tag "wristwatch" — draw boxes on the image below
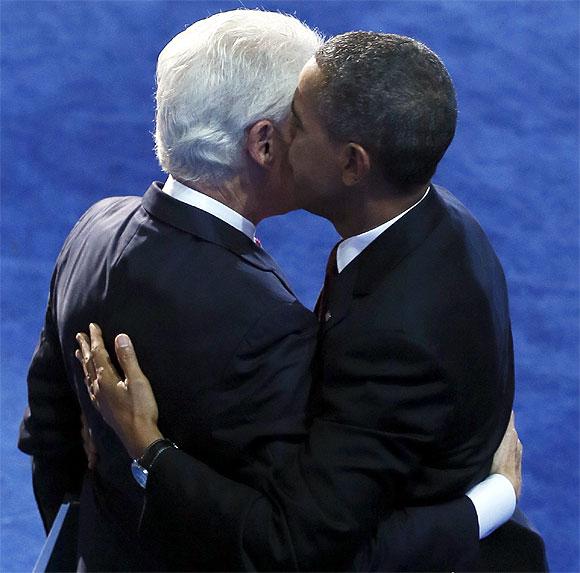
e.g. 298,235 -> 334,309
131,438 -> 178,489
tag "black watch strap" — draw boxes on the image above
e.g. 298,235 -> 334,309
138,438 -> 177,471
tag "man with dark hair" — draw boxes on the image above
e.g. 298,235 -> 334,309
77,31 -> 547,571
313,32 -> 457,187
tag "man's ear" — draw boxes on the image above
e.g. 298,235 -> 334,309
340,143 -> 371,186
247,120 -> 276,169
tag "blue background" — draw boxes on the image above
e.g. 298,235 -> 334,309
1,1 -> 578,570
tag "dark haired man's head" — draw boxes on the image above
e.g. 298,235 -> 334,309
313,31 -> 457,191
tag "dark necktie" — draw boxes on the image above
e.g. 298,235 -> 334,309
316,242 -> 340,322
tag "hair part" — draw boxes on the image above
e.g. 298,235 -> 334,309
314,32 -> 457,191
154,9 -> 323,185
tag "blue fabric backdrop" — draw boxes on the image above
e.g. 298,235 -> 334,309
1,1 -> 578,570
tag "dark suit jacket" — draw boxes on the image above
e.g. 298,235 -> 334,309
18,182 -> 318,570
135,185 -> 539,570
313,184 -> 515,503
19,182 -> 487,571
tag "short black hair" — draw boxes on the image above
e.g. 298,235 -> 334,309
314,32 -> 457,190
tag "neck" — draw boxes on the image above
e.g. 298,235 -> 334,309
331,182 -> 429,238
175,175 -> 268,225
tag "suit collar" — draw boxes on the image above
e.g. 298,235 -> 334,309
162,175 -> 257,241
337,186 -> 430,273
142,182 -> 295,296
320,185 -> 446,333
352,184 -> 446,296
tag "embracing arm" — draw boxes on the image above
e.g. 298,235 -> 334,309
141,406 -> 517,572
141,442 -> 515,572
355,416 -> 520,572
78,327 -> 520,571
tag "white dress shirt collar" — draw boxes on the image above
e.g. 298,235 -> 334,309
162,175 -> 256,241
336,186 -> 430,273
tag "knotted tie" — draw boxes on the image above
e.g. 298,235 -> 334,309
316,241 -> 340,322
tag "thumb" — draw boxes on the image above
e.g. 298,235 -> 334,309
114,334 -> 146,383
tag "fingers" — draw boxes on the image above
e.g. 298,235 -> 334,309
114,334 -> 147,384
502,410 -> 518,447
89,323 -> 104,352
77,324 -> 124,405
89,323 -> 116,374
509,411 -> 521,454
515,438 -> 523,498
76,333 -> 98,402
76,332 -> 97,383
490,409 -> 524,499
510,412 -> 523,498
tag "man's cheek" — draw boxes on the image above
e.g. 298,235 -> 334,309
288,139 -> 305,169
280,155 -> 294,182
287,146 -> 297,173
282,120 -> 297,145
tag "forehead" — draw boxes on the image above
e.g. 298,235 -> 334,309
299,56 -> 321,84
293,58 -> 323,114
296,58 -> 322,98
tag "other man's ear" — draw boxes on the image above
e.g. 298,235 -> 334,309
247,120 -> 276,169
340,142 -> 371,186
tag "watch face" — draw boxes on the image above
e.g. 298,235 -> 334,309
131,460 -> 149,489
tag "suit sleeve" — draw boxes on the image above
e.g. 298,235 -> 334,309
354,497 -> 480,571
17,268 -> 86,532
140,331 -> 477,571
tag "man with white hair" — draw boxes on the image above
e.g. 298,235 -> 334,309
19,11 -> 324,570
20,10 -> 523,571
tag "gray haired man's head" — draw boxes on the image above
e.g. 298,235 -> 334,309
154,10 -> 322,186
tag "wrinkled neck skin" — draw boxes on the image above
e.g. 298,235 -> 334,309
175,159 -> 295,226
173,176 -> 274,226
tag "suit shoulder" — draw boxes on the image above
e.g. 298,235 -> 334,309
79,195 -> 141,225
427,185 -> 507,283
109,226 -> 313,341
57,195 -> 143,266
434,186 -> 500,254
64,195 -> 141,241
367,186 -> 511,344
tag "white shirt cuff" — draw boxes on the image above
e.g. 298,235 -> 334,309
466,473 -> 516,539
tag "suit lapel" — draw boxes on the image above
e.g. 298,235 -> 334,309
353,185 -> 447,297
320,186 -> 447,334
142,182 -> 296,296
319,260 -> 359,333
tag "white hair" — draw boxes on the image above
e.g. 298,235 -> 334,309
154,9 -> 323,184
